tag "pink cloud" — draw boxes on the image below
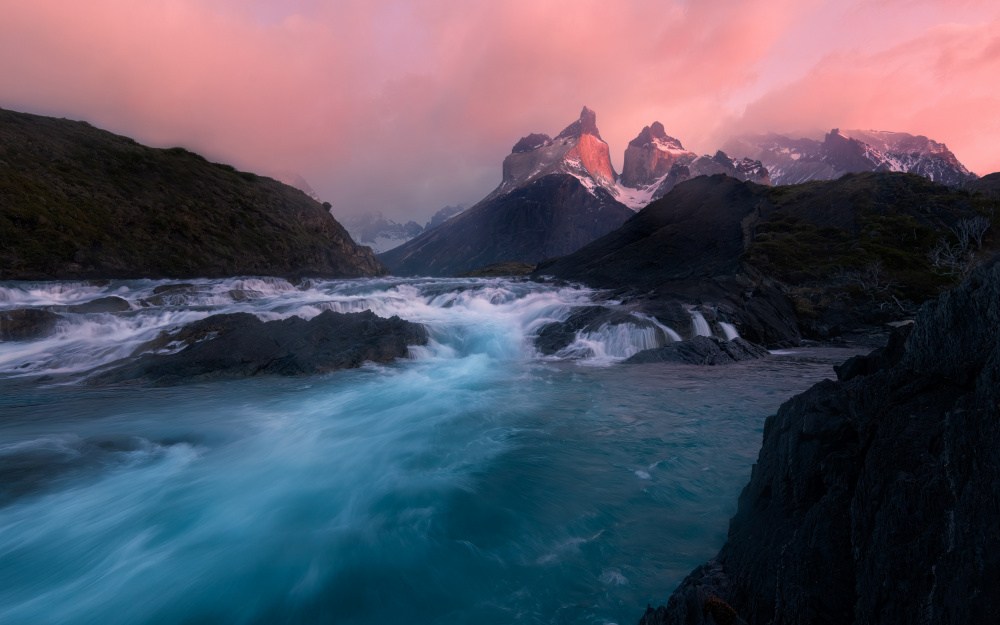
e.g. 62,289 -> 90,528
1,0 -> 997,221
729,18 -> 1000,175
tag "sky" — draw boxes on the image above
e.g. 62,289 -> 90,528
2,0 -> 999,222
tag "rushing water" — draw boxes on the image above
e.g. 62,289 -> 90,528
0,277 -> 861,625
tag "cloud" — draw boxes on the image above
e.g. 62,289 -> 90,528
726,19 -> 1000,175
1,0 -> 997,220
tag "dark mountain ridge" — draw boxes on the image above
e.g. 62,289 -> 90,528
380,174 -> 634,276
0,108 -> 385,280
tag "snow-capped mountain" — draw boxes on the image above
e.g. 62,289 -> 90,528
339,212 -> 423,254
723,129 -> 977,187
615,123 -> 770,209
378,107 -> 634,276
489,106 -> 619,201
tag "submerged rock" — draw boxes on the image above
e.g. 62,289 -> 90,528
0,309 -> 63,341
90,309 -> 428,385
623,336 -> 767,366
52,296 -> 131,314
643,256 -> 1000,624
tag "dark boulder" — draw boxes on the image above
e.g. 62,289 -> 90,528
90,309 -> 428,385
623,336 -> 768,366
54,296 -> 131,313
0,309 -> 64,341
644,256 -> 1000,624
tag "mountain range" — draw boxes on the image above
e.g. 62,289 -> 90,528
380,108 -> 776,275
379,108 -> 977,276
723,128 -> 977,187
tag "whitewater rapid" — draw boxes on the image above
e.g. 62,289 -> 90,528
0,276 -> 707,377
0,277 -> 857,625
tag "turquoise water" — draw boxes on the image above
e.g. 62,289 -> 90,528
0,278 -> 857,624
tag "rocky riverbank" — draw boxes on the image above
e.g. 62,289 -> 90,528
640,255 -> 1000,623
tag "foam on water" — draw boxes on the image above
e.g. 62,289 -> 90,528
0,277 -> 681,376
0,277 -> 864,624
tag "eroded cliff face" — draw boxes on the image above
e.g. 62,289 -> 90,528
616,123 -> 770,208
494,106 -> 618,199
642,256 -> 1000,625
619,122 -> 694,189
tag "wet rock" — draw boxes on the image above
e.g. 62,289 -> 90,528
646,255 -> 1000,624
534,307 -> 659,355
623,336 -> 767,365
90,309 -> 428,385
55,296 -> 131,313
152,283 -> 195,295
0,309 -> 63,341
833,323 -> 911,382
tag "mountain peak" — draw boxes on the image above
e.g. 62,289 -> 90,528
555,106 -> 603,141
511,133 -> 552,154
627,122 -> 685,150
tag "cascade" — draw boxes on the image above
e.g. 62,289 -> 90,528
689,310 -> 712,337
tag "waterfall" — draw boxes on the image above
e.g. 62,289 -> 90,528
719,322 -> 740,340
689,311 -> 712,337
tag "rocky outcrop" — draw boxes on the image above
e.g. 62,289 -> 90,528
0,309 -> 63,341
623,336 -> 767,365
724,128 -> 978,187
89,309 -> 428,385
493,107 -> 618,200
620,122 -> 692,189
643,256 -> 1000,624
0,107 -> 386,280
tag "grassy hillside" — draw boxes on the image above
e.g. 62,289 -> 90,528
0,108 -> 386,280
743,172 -> 999,302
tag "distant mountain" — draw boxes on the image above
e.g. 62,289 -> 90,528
424,204 -> 467,230
340,204 -> 468,254
340,213 -> 425,254
274,172 -> 321,202
723,128 -> 977,187
616,122 -> 770,208
380,108 -> 634,276
0,108 -> 386,280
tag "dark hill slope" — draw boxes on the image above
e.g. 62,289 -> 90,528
643,255 -> 1000,625
539,172 -> 987,294
536,172 -> 998,344
380,174 -> 634,276
0,108 -> 385,280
